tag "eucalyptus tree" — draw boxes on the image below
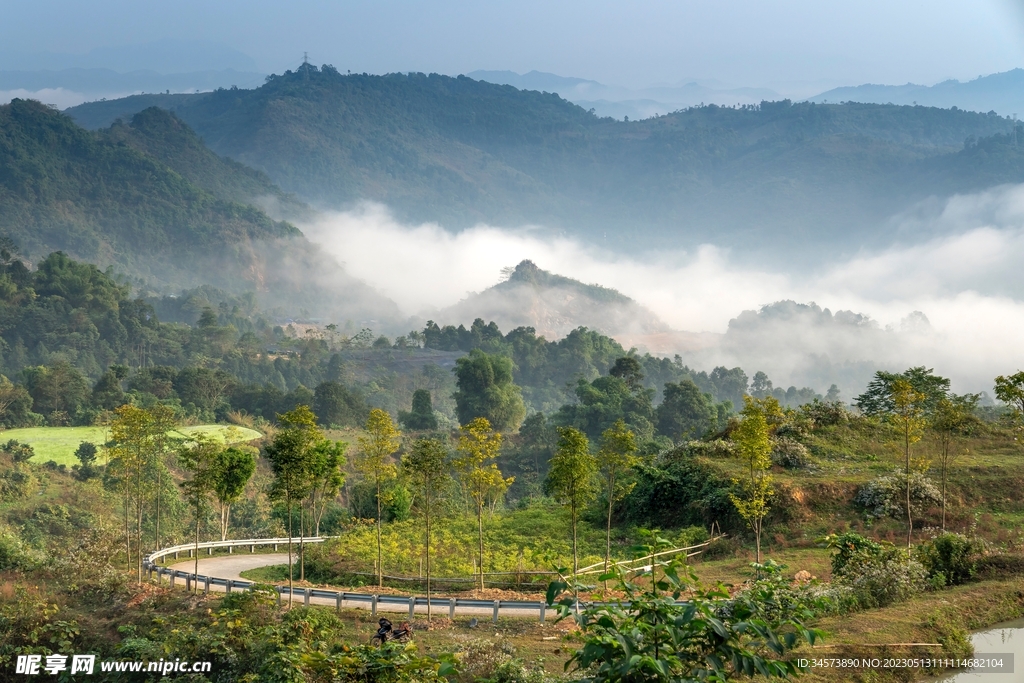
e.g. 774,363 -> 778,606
454,417 -> 512,590
889,379 -> 927,547
932,394 -> 980,530
596,420 -> 639,577
356,408 -> 401,587
729,396 -> 776,565
306,439 -> 347,537
212,447 -> 257,541
264,405 -> 321,606
178,436 -> 221,592
403,437 -> 449,619
547,427 -> 597,578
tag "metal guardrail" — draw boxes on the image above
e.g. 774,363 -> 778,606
143,536 -> 718,622
142,536 -> 554,622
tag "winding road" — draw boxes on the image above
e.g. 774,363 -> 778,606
167,554 -> 539,618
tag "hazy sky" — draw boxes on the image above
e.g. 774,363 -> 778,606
4,0 -> 1024,92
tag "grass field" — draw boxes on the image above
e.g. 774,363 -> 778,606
5,424 -> 262,466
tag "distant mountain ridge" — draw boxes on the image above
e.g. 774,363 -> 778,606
436,259 -> 671,340
808,69 -> 1024,117
62,66 -> 1024,260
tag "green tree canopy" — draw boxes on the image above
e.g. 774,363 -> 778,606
855,367 -> 950,416
453,349 -> 526,431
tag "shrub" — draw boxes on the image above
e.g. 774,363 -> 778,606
771,437 -> 813,469
918,532 -> 984,586
1,439 -> 34,463
800,399 -> 851,427
825,532 -> 925,607
675,525 -> 710,547
854,472 -> 941,519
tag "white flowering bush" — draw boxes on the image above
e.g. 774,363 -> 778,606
854,472 -> 941,519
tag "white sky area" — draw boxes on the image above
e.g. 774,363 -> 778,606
3,1 -> 1024,95
300,185 -> 1024,394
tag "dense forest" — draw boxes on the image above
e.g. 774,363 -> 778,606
65,66 -> 1024,256
0,99 -> 398,322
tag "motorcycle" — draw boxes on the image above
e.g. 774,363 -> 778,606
370,617 -> 412,646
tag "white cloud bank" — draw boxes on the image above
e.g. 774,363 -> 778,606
300,186 -> 1024,394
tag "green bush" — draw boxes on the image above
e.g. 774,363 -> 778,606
919,532 -> 984,586
825,533 -> 925,608
771,437 -> 814,469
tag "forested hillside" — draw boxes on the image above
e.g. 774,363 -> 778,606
0,99 -> 396,322
65,66 -> 1024,255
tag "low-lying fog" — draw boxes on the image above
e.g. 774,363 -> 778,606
299,185 -> 1024,397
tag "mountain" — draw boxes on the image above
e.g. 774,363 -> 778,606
64,66 -> 1024,259
0,98 -> 398,323
808,69 -> 1024,118
435,259 -> 671,340
0,68 -> 265,103
467,69 -> 780,120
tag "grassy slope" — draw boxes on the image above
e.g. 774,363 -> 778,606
10,424 -> 261,465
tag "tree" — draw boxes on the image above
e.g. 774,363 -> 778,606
22,360 -> 91,421
889,379 -> 927,547
264,405 -> 321,605
855,367 -> 950,416
454,417 -> 513,590
655,380 -> 715,442
356,408 -> 400,587
174,366 -> 235,413
994,371 -> 1024,421
453,350 -> 526,431
306,439 -> 347,537
212,447 -> 257,541
178,436 -> 220,593
399,389 -> 438,430
403,438 -> 448,620
107,404 -> 176,583
729,396 -> 775,565
547,427 -> 597,578
313,380 -> 368,428
74,441 -> 99,480
609,356 -> 644,392
596,420 -> 639,579
931,394 -> 980,530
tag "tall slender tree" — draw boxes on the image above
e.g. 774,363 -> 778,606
356,409 -> 400,588
306,439 -> 347,537
596,420 -> 639,578
178,436 -> 220,593
547,427 -> 597,578
931,394 -> 980,529
264,406 -> 320,606
212,447 -> 257,541
729,396 -> 775,565
454,417 -> 512,590
889,379 -> 927,547
403,437 -> 449,620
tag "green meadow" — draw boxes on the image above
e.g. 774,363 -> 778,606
6,424 -> 262,466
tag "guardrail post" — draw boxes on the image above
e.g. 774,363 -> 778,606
277,588 -> 282,608
204,576 -> 210,594
189,548 -> 193,558
208,546 -> 212,555
274,543 -> 278,552
336,592 -> 342,613
371,595 -> 377,617
408,596 -> 416,620
186,575 -> 191,592
304,589 -> 311,606
174,551 -> 179,560
449,598 -> 456,619
169,572 -> 176,589
250,545 -> 255,553
226,580 -> 233,594
229,546 -> 233,554
493,600 -> 500,623
539,602 -> 545,624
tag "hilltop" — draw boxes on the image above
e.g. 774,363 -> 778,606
64,66 -> 1024,258
435,259 -> 671,340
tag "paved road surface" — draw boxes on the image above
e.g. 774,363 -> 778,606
167,554 -> 533,618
